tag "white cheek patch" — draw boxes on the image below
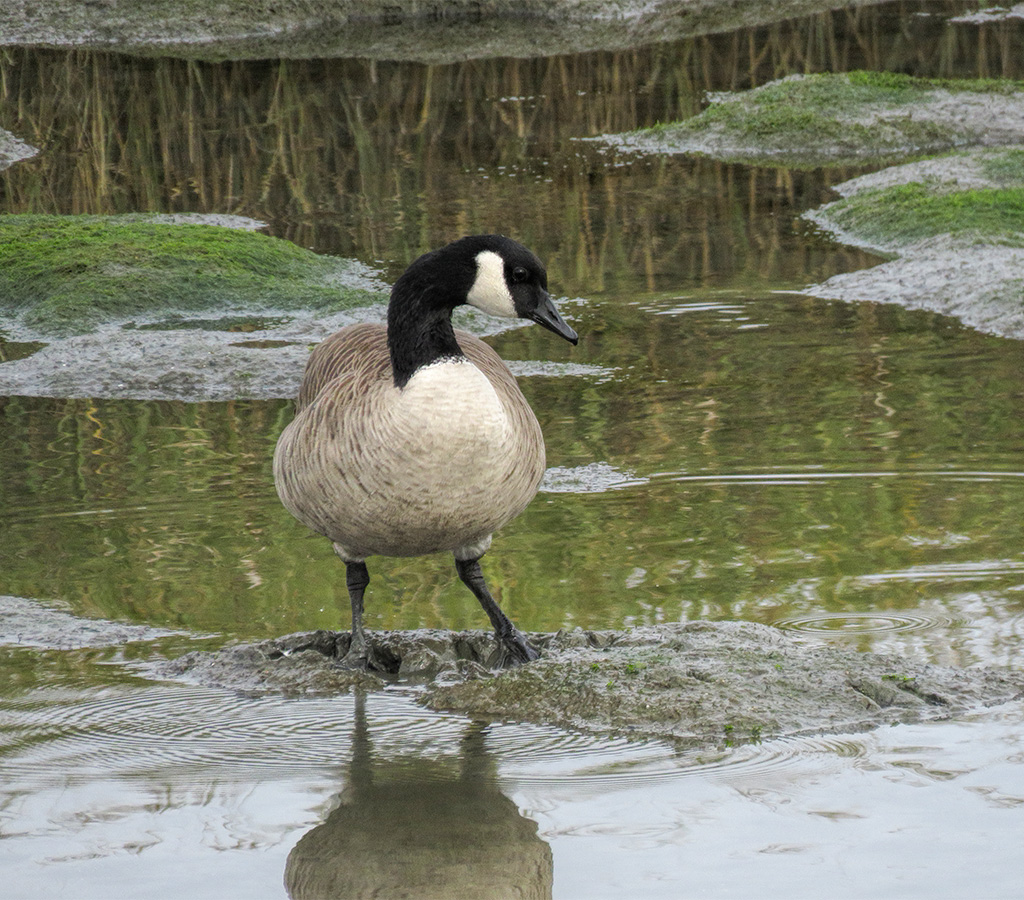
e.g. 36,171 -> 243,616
466,249 -> 516,318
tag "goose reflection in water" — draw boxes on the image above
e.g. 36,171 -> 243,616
284,692 -> 553,900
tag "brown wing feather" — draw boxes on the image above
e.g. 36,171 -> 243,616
295,323 -> 391,413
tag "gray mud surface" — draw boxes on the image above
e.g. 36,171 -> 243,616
1,0 -> 868,62
0,127 -> 37,172
158,623 -> 1024,748
803,148 -> 1024,340
805,237 -> 1024,340
0,311 -> 372,402
0,595 -> 187,649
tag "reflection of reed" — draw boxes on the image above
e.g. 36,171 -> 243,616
0,3 -> 1020,290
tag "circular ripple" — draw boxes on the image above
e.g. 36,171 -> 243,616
776,612 -> 966,636
5,681 -> 877,792
5,686 -> 475,780
492,721 -> 873,788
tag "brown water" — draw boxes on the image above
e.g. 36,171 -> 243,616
2,2 -> 1024,897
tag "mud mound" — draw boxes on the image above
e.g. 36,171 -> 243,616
158,622 -> 1024,748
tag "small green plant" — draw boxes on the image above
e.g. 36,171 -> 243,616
882,672 -> 915,683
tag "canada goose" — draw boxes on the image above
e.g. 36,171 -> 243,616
274,235 -> 578,668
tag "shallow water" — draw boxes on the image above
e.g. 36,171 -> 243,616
4,663 -> 1024,899
2,2 -> 1024,897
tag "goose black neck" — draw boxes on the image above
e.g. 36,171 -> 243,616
387,281 -> 465,389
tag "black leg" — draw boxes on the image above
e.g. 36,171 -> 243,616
341,559 -> 372,668
455,556 -> 539,666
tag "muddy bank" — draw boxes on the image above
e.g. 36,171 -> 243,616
6,597 -> 1023,749
0,213 -> 386,400
159,623 -> 1024,748
601,74 -> 1024,341
803,147 -> 1024,340
1,0 -> 868,62
604,72 -> 1024,166
0,215 -> 599,400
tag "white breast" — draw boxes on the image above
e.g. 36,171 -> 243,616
324,359 -> 532,558
396,358 -> 510,457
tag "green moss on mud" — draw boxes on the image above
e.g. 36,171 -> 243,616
825,183 -> 1024,248
978,147 -> 1024,185
0,215 -> 384,336
630,71 -> 1024,166
843,69 -> 1024,96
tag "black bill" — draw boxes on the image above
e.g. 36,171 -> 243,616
528,292 -> 579,345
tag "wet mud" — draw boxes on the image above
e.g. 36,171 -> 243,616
803,147 -> 1024,340
159,622 -> 1024,749
9,595 -> 1020,751
1,0 -> 870,62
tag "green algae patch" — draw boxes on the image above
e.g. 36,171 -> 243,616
823,184 -> 1024,250
978,147 -> 1024,185
0,215 -> 384,337
610,72 -> 1024,167
803,147 -> 1024,341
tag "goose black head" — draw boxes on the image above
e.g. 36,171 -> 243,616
459,235 -> 578,346
387,235 -> 578,388
395,235 -> 578,345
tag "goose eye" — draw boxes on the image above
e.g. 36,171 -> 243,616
511,266 -> 529,284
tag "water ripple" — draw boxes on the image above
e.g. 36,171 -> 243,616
851,560 -> 1024,585
5,687 -> 453,779
4,679 -> 879,792
498,730 -> 873,790
775,611 -> 969,636
657,469 -> 1024,487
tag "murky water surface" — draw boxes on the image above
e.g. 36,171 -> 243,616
2,2 -> 1024,897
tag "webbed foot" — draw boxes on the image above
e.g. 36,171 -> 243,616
497,627 -> 540,667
